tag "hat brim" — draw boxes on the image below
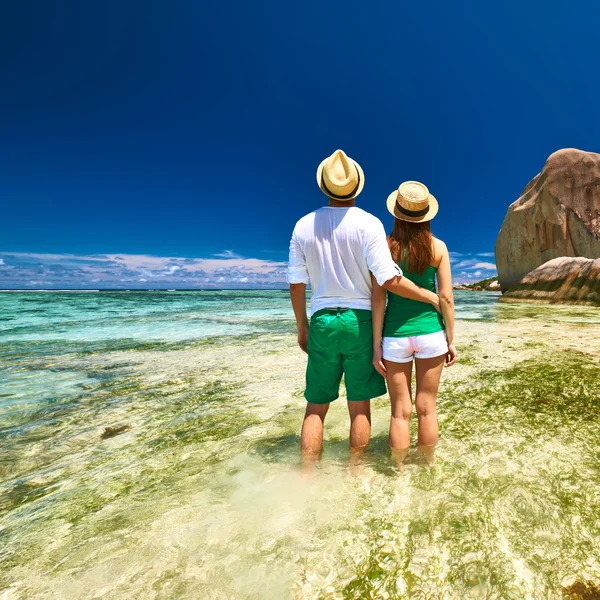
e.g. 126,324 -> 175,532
386,190 -> 439,222
316,158 -> 365,201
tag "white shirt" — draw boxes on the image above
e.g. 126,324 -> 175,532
287,206 -> 402,315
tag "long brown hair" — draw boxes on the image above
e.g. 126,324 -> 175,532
388,219 -> 433,275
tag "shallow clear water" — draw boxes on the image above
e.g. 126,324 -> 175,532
1,290 -> 600,599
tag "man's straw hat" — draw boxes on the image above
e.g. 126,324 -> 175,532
316,149 -> 365,201
386,181 -> 438,222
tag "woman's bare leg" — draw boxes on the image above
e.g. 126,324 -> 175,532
385,360 -> 413,452
414,355 -> 445,450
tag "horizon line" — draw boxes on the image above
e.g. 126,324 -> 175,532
0,287 -> 291,292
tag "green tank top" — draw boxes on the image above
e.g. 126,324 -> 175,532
383,256 -> 445,338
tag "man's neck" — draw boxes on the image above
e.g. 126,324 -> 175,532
327,199 -> 356,208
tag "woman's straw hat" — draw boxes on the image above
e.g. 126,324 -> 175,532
316,149 -> 365,201
386,180 -> 438,222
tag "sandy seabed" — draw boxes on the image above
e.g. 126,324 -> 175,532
2,302 -> 600,599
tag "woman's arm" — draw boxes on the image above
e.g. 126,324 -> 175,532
436,242 -> 457,367
371,274 -> 387,376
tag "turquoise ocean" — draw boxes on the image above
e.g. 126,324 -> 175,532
1,290 -> 600,599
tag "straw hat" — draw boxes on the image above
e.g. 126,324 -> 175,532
386,181 -> 438,222
316,149 -> 365,201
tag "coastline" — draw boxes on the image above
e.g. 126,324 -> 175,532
0,288 -> 291,293
498,295 -> 600,307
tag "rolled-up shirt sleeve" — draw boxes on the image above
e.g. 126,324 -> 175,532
287,230 -> 310,284
364,220 -> 403,285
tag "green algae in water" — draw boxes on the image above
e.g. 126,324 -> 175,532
5,351 -> 600,598
442,350 -> 600,432
0,375 -> 256,580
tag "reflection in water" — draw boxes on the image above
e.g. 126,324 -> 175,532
1,291 -> 600,598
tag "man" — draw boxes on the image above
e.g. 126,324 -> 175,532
288,149 -> 440,461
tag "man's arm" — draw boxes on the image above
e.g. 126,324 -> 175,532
365,219 -> 439,310
289,283 -> 309,353
382,275 -> 440,312
287,228 -> 311,353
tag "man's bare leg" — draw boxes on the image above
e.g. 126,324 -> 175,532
348,400 -> 371,460
301,402 -> 329,467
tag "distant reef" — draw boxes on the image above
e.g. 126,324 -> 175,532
500,257 -> 600,306
453,276 -> 500,292
495,148 -> 600,292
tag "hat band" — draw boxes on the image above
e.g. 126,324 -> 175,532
321,169 -> 361,200
395,199 -> 429,218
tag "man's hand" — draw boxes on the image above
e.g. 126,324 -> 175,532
298,325 -> 309,354
431,294 -> 441,314
372,344 -> 387,377
445,343 -> 457,367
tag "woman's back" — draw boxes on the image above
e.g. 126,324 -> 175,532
383,239 -> 445,338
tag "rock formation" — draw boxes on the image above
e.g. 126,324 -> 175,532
452,277 -> 500,291
500,257 -> 600,305
561,576 -> 600,600
101,424 -> 132,439
495,148 -> 600,291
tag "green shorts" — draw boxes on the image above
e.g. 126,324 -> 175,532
305,308 -> 387,404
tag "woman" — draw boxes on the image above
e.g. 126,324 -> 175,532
372,181 -> 457,465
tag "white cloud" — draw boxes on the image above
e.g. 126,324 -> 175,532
449,253 -> 496,276
0,248 -> 496,289
448,250 -> 498,283
453,260 -> 475,269
450,251 -> 495,263
0,252 -> 287,289
212,250 -> 242,259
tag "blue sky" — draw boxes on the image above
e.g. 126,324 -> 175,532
1,0 -> 599,288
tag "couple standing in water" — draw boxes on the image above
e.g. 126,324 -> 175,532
288,149 -> 457,466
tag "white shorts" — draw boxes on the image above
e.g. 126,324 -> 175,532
382,331 -> 448,363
